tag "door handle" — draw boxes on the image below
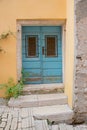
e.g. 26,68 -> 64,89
42,47 -> 44,55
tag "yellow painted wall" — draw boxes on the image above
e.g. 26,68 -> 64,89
0,0 -> 66,97
65,0 -> 74,107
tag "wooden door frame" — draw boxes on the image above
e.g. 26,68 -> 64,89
16,19 -> 66,86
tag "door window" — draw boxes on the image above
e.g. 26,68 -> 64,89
45,36 -> 58,57
26,35 -> 38,58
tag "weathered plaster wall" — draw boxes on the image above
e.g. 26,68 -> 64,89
0,0 -> 66,97
74,0 -> 87,123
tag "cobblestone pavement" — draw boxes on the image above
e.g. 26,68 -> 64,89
0,106 -> 35,130
0,106 -> 87,130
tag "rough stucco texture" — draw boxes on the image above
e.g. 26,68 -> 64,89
74,0 -> 87,123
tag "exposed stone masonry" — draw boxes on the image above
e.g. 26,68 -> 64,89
74,0 -> 87,123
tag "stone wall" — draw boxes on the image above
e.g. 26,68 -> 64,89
74,0 -> 87,123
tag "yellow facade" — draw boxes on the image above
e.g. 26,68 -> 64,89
0,0 -> 66,97
65,0 -> 74,107
0,0 -> 75,108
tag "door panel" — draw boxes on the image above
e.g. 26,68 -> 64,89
24,69 -> 41,77
22,26 -> 63,84
42,31 -> 62,83
43,69 -> 62,76
22,27 -> 41,84
43,76 -> 62,84
43,62 -> 62,69
22,62 -> 41,68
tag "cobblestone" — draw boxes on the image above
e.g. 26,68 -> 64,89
0,121 -> 6,128
0,106 -> 86,130
11,118 -> 18,130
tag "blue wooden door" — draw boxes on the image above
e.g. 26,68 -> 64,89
22,26 -> 62,84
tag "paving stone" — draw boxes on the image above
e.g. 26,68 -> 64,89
14,107 -> 19,111
75,126 -> 87,130
10,118 -> 18,130
2,118 -> 7,122
22,118 -> 29,128
11,109 -> 19,118
22,129 -> 29,130
74,126 -> 80,130
20,117 -> 35,129
0,114 -> 2,118
4,107 -> 10,113
28,108 -> 33,117
0,128 -> 3,130
65,124 -> 73,130
21,108 -> 28,118
2,113 -> 8,118
0,108 -> 4,115
22,128 -> 35,130
58,124 -> 67,130
0,122 -> 6,128
28,117 -> 35,127
18,122 -> 21,129
0,101 -> 87,130
18,116 -> 21,122
28,127 -> 35,130
5,114 -> 12,130
35,120 -> 49,130
79,125 -> 87,129
18,110 -> 22,122
51,125 -> 58,130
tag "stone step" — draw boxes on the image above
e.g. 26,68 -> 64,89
8,93 -> 67,108
33,105 -> 73,124
35,120 -> 49,130
23,84 -> 64,95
